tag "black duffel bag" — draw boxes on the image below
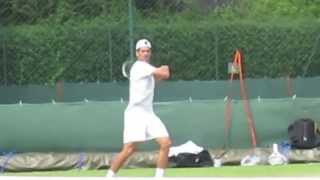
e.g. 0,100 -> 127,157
169,150 -> 213,168
288,118 -> 320,149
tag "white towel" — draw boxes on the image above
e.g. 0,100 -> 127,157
168,141 -> 204,157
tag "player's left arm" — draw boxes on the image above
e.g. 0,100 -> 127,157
153,65 -> 170,80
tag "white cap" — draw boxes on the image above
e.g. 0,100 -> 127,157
136,39 -> 151,50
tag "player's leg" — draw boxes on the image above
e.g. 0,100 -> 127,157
156,136 -> 172,168
107,142 -> 137,177
146,114 -> 171,177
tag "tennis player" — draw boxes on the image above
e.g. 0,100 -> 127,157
107,39 -> 172,178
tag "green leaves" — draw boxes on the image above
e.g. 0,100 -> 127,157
0,0 -> 126,25
3,20 -> 320,85
2,0 -> 320,85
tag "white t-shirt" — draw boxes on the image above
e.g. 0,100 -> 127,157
123,60 -> 169,143
126,60 -> 156,112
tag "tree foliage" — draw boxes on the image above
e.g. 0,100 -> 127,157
1,0 -> 320,85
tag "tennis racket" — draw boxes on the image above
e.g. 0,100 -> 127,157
121,59 -> 135,79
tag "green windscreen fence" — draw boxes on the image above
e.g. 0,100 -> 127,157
0,98 -> 319,152
0,77 -> 320,152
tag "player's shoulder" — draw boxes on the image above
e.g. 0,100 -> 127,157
133,60 -> 153,69
130,61 -> 143,77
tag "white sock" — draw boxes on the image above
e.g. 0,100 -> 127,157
106,169 -> 116,178
155,168 -> 165,178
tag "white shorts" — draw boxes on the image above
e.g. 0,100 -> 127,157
123,108 -> 169,144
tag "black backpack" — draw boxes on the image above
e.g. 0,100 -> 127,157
288,118 -> 320,149
169,150 -> 213,168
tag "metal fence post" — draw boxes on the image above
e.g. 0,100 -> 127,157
128,0 -> 134,61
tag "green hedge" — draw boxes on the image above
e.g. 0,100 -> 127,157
1,19 -> 320,85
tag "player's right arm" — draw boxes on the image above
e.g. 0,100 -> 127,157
153,65 -> 170,80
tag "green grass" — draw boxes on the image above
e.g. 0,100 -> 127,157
4,163 -> 320,177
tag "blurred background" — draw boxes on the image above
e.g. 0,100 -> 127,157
1,0 -> 320,86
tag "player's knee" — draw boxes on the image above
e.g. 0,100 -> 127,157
122,144 -> 136,155
159,138 -> 172,150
